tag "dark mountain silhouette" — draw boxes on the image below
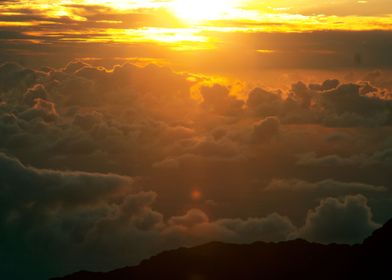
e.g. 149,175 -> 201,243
53,218 -> 392,280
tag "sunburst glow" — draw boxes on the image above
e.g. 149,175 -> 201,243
170,0 -> 238,23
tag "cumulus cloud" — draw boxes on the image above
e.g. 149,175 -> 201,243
298,195 -> 381,244
1,152 -> 384,279
0,153 -> 294,278
0,62 -> 39,92
216,213 -> 296,243
169,208 -> 210,228
22,84 -> 48,106
200,84 -> 244,116
247,87 -> 283,117
252,116 -> 280,142
19,98 -> 58,122
0,152 -> 144,277
245,79 -> 392,127
1,60 -> 392,279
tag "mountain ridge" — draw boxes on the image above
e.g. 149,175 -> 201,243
52,218 -> 392,280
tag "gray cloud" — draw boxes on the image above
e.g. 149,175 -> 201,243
298,195 -> 380,244
265,178 -> 386,194
296,152 -> 364,167
0,151 -> 386,279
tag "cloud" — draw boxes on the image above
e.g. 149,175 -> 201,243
332,84 -> 382,119
163,210 -> 297,247
0,60 -> 392,279
296,152 -> 363,167
0,60 -> 197,170
0,62 -> 39,92
168,208 -> 210,227
245,79 -> 392,127
216,213 -> 296,243
0,151 -> 205,278
191,139 -> 240,158
1,152 -> 384,279
371,148 -> 392,167
252,116 -> 280,142
247,87 -> 283,117
200,84 -> 244,116
289,81 -> 313,108
297,150 -> 392,168
300,0 -> 392,16
0,153 -> 295,278
298,195 -> 381,244
265,178 -> 387,194
19,98 -> 58,122
0,152 -> 134,208
22,84 -> 48,106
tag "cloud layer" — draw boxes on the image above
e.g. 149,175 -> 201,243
0,153 -> 382,279
0,60 -> 391,279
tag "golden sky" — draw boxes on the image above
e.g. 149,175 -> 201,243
1,0 -> 392,50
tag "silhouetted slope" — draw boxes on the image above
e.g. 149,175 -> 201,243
53,219 -> 392,280
361,218 -> 392,277
363,218 -> 392,248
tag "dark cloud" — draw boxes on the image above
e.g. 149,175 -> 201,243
0,62 -> 39,91
4,152 -> 377,279
265,178 -> 386,194
22,84 -> 48,106
299,195 -> 380,244
168,208 -> 210,227
252,116 -> 280,142
245,79 -> 392,127
0,60 -> 392,279
247,87 -> 283,117
296,152 -> 363,167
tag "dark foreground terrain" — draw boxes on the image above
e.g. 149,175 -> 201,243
53,218 -> 392,280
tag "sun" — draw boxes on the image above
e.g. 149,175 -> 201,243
170,0 -> 233,23
191,189 -> 202,200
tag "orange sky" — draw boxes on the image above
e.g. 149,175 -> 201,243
1,0 -> 392,50
0,0 -> 391,71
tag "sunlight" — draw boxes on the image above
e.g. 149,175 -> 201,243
77,0 -> 162,10
170,0 -> 236,23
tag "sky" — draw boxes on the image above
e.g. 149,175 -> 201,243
1,0 -> 392,279
1,0 -> 392,69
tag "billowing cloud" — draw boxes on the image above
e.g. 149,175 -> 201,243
252,116 -> 280,142
0,152 -> 385,279
0,3 -> 392,280
200,84 -> 244,116
245,79 -> 392,127
0,60 -> 392,279
298,195 -> 381,244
